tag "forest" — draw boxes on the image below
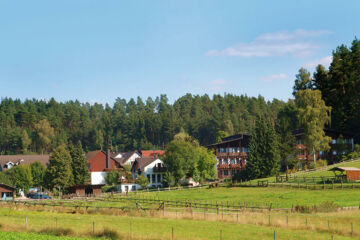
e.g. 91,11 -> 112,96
0,94 -> 285,154
0,38 -> 360,155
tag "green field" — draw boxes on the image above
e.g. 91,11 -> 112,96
0,207 -> 357,240
0,231 -> 88,239
135,186 -> 360,208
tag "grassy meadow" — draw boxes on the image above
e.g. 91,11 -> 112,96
0,206 -> 358,240
130,186 -> 360,208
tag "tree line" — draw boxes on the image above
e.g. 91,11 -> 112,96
0,142 -> 89,193
0,94 -> 285,154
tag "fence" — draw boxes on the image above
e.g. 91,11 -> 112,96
1,200 -> 357,240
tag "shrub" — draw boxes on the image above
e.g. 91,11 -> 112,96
93,228 -> 121,240
136,175 -> 150,189
39,227 -> 74,236
315,159 -> 327,168
317,201 -> 339,212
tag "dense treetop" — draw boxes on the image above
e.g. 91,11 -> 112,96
0,94 -> 285,154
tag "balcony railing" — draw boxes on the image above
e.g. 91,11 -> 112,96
153,166 -> 167,172
216,152 -> 248,157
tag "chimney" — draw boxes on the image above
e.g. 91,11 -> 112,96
106,148 -> 111,169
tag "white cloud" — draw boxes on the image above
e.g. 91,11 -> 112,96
261,73 -> 289,83
206,29 -> 331,58
209,78 -> 229,91
304,56 -> 333,68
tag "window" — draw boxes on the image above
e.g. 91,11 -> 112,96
228,148 -> 233,153
223,170 -> 229,176
157,174 -> 161,183
152,174 -> 156,183
219,148 -> 226,153
131,185 -> 136,190
231,159 -> 236,164
147,174 -> 151,182
232,170 -> 235,175
332,139 -> 336,144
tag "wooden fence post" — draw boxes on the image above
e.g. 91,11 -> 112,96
286,216 -> 288,227
351,222 -> 354,236
220,229 -> 223,240
172,227 -> 174,240
268,215 -> 271,225
130,221 -> 132,240
93,221 -> 95,234
25,216 -> 28,229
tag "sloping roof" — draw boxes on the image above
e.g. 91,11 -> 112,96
133,157 -> 159,172
85,150 -> 124,167
329,167 -> 360,172
0,183 -> 16,190
141,150 -> 165,157
85,150 -> 102,161
207,134 -> 249,147
0,155 -> 50,169
111,151 -> 140,164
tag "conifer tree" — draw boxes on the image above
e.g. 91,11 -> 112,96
70,141 -> 89,185
45,145 -> 74,190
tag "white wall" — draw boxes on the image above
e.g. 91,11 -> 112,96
143,159 -> 164,187
91,172 -> 107,185
123,153 -> 141,166
117,183 -> 141,193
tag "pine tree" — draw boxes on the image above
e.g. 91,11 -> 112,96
70,141 -> 89,185
247,116 -> 280,179
45,145 -> 74,190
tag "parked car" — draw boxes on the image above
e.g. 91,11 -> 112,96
29,192 -> 51,199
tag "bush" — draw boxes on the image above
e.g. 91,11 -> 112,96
315,159 -> 327,168
135,175 -> 150,189
232,170 -> 249,182
93,228 -> 121,240
308,162 -> 315,169
102,185 -> 117,193
39,227 -> 74,236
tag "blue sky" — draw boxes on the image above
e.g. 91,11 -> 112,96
1,1 -> 359,104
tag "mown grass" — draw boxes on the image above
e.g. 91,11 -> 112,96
0,231 -> 89,239
135,186 -> 360,208
0,207 -> 357,240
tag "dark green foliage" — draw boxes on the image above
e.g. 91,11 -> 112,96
135,175 -> 150,189
44,145 -> 74,190
0,94 -> 285,154
276,101 -> 298,171
296,38 -> 360,142
164,132 -> 216,184
247,116 -> 280,179
105,170 -> 119,185
69,141 -> 89,185
30,161 -> 46,187
6,165 -> 33,194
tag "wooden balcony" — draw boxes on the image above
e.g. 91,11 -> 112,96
153,166 -> 167,172
216,152 -> 248,157
217,163 -> 244,170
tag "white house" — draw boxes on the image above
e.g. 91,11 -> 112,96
132,157 -> 166,188
111,151 -> 141,166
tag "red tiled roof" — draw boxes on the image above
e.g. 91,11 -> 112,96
141,150 -> 165,157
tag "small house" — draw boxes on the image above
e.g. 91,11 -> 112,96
0,183 -> 16,200
329,167 -> 360,181
67,184 -> 104,197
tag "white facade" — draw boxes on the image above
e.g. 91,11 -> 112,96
143,158 -> 165,188
117,183 -> 141,193
91,172 -> 107,185
123,152 -> 141,166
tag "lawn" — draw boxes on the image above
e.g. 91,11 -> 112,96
0,207 -> 357,240
0,231 -> 88,239
133,186 -> 360,208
